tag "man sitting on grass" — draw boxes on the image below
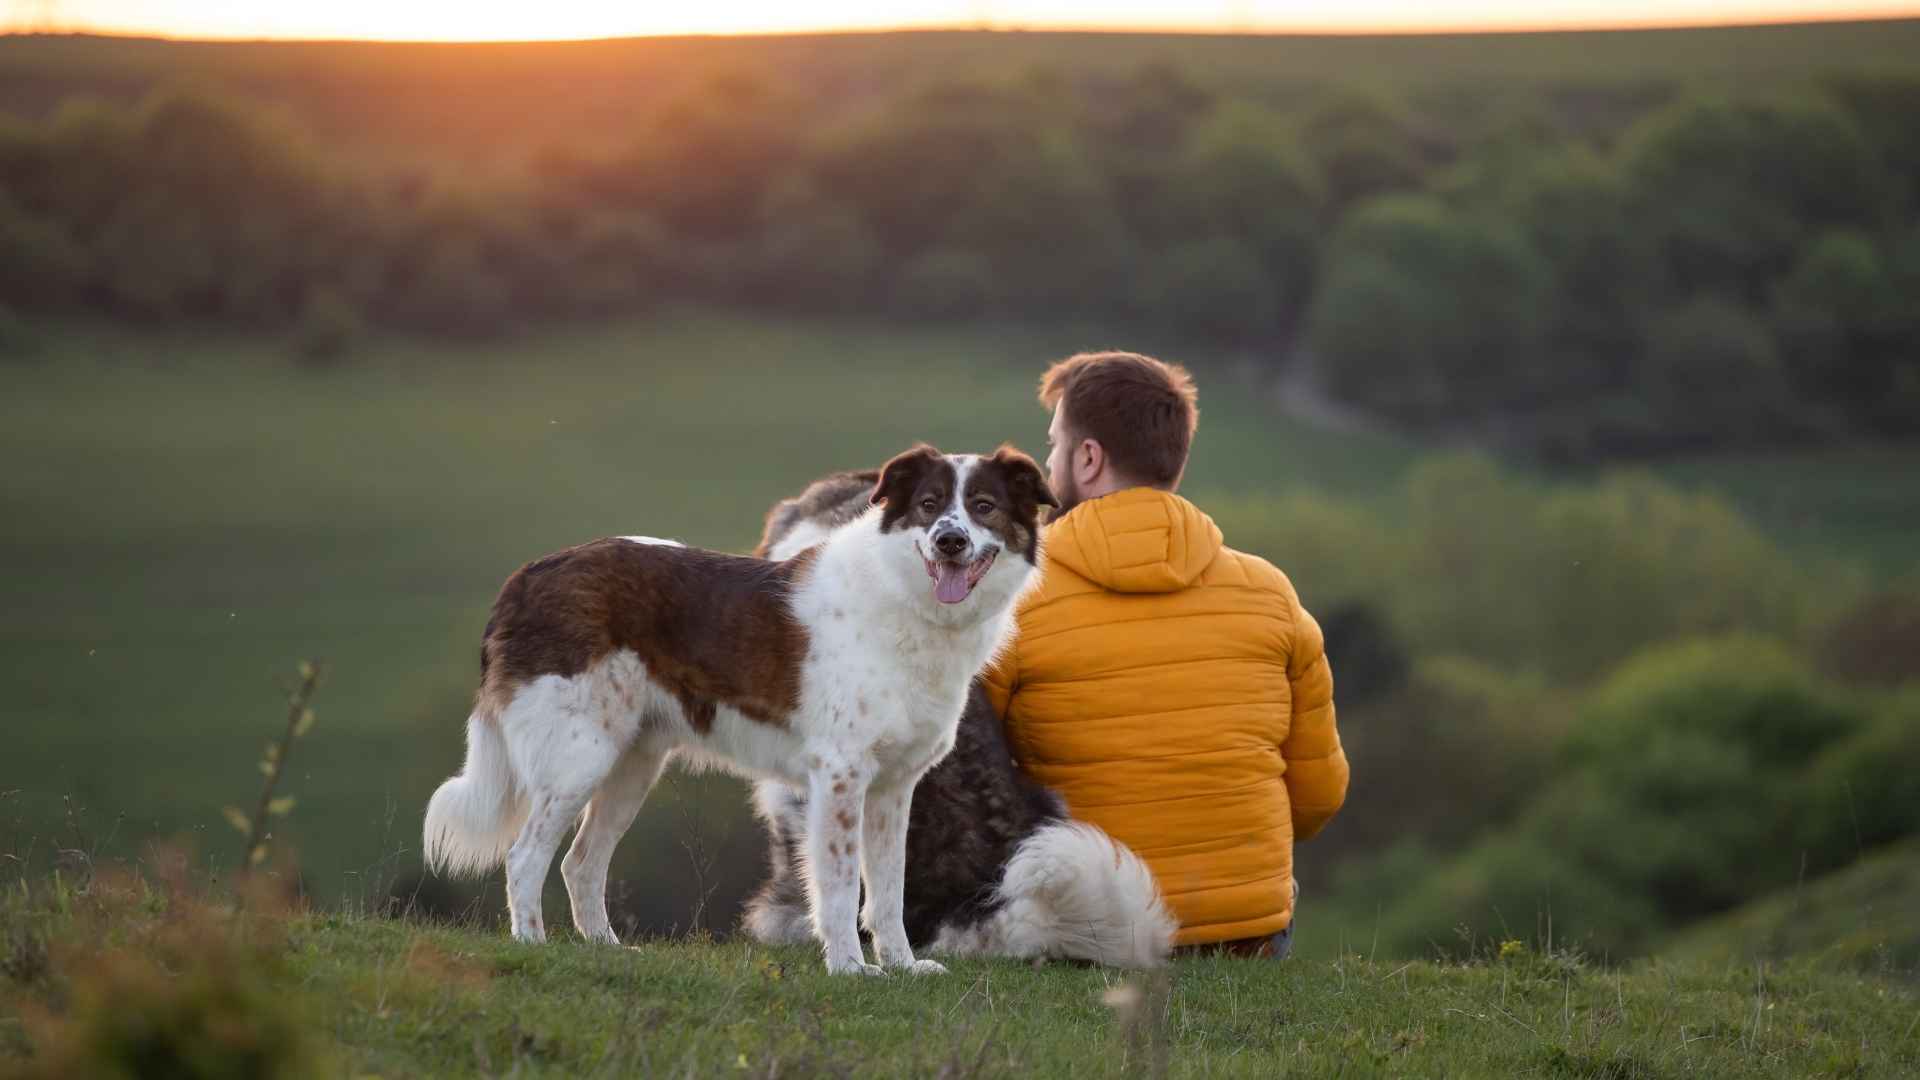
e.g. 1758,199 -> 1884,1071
983,351 -> 1348,957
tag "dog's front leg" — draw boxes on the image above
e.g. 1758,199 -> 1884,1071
805,763 -> 881,976
862,780 -> 946,974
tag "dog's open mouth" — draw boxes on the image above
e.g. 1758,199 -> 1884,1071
920,545 -> 997,605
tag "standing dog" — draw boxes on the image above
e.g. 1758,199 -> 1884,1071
423,445 -> 1052,975
743,469 -> 1176,967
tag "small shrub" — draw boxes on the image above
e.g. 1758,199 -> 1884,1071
1799,692 -> 1920,863
9,868 -> 321,1080
1572,636 -> 1864,768
15,944 -> 321,1080
1316,603 -> 1410,709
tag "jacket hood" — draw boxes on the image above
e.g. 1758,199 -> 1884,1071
1043,488 -> 1223,593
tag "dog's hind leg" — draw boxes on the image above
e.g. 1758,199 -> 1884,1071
499,682 -> 626,944
561,745 -> 666,945
743,781 -> 815,946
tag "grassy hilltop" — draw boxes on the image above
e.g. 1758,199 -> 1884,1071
1,873 -> 1915,1078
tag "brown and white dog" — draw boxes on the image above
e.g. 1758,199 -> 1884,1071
423,445 -> 1053,975
744,469 -> 1176,968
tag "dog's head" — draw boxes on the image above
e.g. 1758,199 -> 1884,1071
869,444 -> 1056,622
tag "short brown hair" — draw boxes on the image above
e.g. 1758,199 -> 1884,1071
1039,351 -> 1199,488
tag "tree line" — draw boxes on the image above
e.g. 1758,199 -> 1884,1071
1,64 -> 1916,456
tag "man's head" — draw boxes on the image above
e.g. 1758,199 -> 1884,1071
1039,351 -> 1199,520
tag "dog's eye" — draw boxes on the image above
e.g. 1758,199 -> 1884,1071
973,499 -> 995,515
919,498 -> 940,514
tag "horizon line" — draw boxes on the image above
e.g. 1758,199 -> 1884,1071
6,11 -> 1918,46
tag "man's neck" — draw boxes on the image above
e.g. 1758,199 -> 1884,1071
1084,478 -> 1174,501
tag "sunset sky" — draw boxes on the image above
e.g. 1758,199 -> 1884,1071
8,1 -> 1917,40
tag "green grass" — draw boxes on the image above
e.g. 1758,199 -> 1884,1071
1664,841 -> 1920,977
292,926 -> 1920,1077
5,895 -> 1916,1079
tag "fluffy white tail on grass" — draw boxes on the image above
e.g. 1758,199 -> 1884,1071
423,711 -> 526,877
935,822 -> 1177,968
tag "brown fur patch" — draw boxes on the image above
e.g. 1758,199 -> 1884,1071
965,446 -> 1058,563
480,540 -> 818,732
872,445 -> 957,534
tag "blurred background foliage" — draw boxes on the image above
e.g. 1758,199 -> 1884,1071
4,27 -> 1920,456
0,24 -> 1916,964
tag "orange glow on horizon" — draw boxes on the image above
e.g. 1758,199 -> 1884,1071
5,1 -> 1917,42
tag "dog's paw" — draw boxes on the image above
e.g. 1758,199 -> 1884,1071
826,960 -> 887,977
903,958 -> 949,976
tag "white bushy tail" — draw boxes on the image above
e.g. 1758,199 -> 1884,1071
422,711 -> 526,878
936,822 -> 1177,968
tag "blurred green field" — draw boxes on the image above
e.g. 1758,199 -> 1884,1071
1,313 -> 1914,936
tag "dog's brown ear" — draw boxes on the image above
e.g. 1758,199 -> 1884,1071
990,444 -> 1059,511
871,444 -> 945,531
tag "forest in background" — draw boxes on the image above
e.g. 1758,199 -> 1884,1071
3,23 -> 1919,458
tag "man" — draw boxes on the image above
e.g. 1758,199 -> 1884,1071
982,351 -> 1348,957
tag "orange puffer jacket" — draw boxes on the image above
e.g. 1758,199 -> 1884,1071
982,488 -> 1348,946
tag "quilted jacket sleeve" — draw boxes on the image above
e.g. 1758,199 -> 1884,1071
1280,584 -> 1348,841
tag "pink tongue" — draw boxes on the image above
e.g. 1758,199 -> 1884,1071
934,563 -> 972,604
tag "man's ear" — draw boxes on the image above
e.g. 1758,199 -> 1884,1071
871,443 -> 944,531
991,444 -> 1059,512
1075,437 -> 1106,488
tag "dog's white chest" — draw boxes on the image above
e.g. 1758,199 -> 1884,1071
791,598 -> 984,776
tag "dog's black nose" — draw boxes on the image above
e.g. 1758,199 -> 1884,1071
933,531 -> 968,557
